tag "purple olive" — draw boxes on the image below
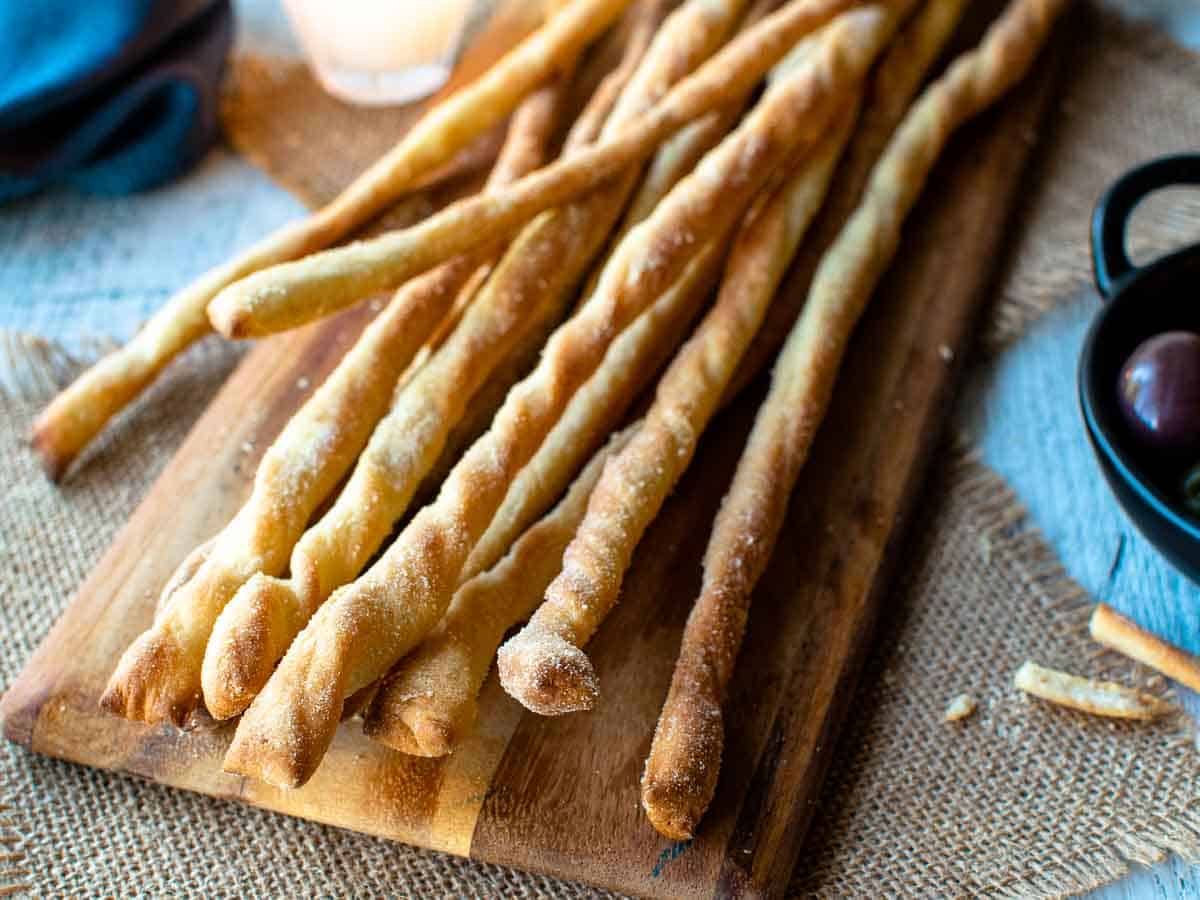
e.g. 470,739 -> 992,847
1118,331 -> 1200,454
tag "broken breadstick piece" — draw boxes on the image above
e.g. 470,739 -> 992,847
1014,661 -> 1172,720
1089,603 -> 1200,694
943,693 -> 977,722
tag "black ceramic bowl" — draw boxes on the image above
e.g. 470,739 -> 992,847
1080,154 -> 1200,584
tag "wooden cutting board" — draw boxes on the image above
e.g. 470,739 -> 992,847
0,4 -> 1065,897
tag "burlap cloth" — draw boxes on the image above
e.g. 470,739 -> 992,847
3,2 -> 1200,896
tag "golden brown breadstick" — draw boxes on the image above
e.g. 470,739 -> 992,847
207,0 -> 869,338
222,10 -> 886,789
498,102 -> 860,717
100,79 -> 568,727
30,0 -> 629,480
641,0 -> 1069,840
364,426 -> 636,756
201,0 -> 743,721
728,0 -> 970,399
1090,603 -> 1200,694
1014,661 -> 1172,720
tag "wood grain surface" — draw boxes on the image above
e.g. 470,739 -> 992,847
1,3 -> 1064,897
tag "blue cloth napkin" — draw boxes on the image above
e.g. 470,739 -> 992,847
0,0 -> 232,200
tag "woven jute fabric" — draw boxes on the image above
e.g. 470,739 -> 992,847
793,450 -> 1198,897
4,3 -> 1200,897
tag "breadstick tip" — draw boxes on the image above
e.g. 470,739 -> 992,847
100,629 -> 201,727
640,692 -> 723,840
202,574 -> 299,720
363,699 -> 467,758
29,411 -> 73,482
206,290 -> 256,340
497,627 -> 599,715
223,695 -> 334,788
363,638 -> 479,757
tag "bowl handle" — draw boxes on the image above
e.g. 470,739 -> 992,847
1091,153 -> 1200,299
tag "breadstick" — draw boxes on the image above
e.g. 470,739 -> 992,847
364,426 -> 636,756
727,0 -> 971,400
1090,603 -> 1200,694
463,2 -> 768,580
563,0 -> 667,150
201,0 -> 743,721
207,0 -> 870,339
498,102 -> 860,717
100,79 -> 568,727
222,10 -> 886,788
29,0 -> 629,480
641,0 -> 1070,840
1014,661 -> 1172,720
464,237 -> 728,582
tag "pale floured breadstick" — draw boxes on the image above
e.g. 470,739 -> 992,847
201,0 -> 744,721
100,80 -> 568,727
30,0 -> 629,480
464,237 -> 728,582
364,426 -> 636,756
641,0 -> 1070,840
1090,603 -> 1200,694
222,11 -> 886,788
463,4 -> 768,580
207,0 -> 869,338
498,101 -> 860,717
1014,661 -> 1172,720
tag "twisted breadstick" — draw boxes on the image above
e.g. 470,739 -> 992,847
727,0 -> 969,400
363,426 -> 635,757
222,8 -> 885,789
463,1 -> 770,580
100,80 -> 567,727
201,0 -> 742,721
29,0 -> 628,480
641,0 -> 1070,840
498,100 -> 859,716
207,0 -> 867,338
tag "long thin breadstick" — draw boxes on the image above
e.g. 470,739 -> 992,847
207,0 -> 869,339
498,102 -> 860,717
29,0 -> 630,480
200,0 -> 742,721
463,1 -> 772,581
363,426 -> 636,757
641,0 -> 1070,840
727,0 -> 970,400
464,237 -> 728,582
221,12 -> 886,789
100,79 -> 568,727
1089,603 -> 1200,694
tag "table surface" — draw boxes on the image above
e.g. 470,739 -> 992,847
1,2 -> 1198,897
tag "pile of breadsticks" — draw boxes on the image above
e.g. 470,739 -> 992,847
43,0 -> 1068,840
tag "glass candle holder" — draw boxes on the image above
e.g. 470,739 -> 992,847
282,0 -> 483,106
